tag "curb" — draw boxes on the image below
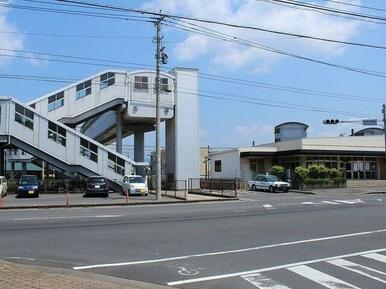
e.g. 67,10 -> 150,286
0,197 -> 239,210
288,190 -> 317,195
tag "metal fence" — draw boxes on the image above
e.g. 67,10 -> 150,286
147,178 -> 188,200
188,178 -> 239,198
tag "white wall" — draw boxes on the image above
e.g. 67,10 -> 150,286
210,150 -> 241,179
165,68 -> 200,181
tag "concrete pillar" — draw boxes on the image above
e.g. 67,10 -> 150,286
11,162 -> 15,179
134,131 -> 145,176
134,131 -> 145,163
21,163 -> 27,175
116,110 -> 123,154
41,161 -> 45,181
0,147 -> 4,176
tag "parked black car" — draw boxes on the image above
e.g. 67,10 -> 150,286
17,175 -> 40,198
84,176 -> 109,197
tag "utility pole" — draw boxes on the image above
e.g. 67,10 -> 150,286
154,16 -> 167,201
383,104 -> 386,160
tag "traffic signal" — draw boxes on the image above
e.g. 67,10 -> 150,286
323,119 -> 340,125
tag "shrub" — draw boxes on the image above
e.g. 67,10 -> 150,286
337,168 -> 346,178
270,165 -> 285,180
308,164 -> 330,179
308,165 -> 321,179
294,166 -> 309,184
328,168 -> 338,179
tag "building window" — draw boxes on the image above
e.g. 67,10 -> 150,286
30,103 -> 36,109
155,77 -> 169,92
76,80 -> 92,99
100,72 -> 115,89
214,160 -> 222,172
14,103 -> 34,130
48,121 -> 66,146
134,76 -> 148,90
108,152 -> 125,175
80,138 -> 98,162
48,91 -> 64,111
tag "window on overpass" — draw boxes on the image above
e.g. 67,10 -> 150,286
80,138 -> 98,162
134,76 -> 148,90
76,80 -> 92,99
108,152 -> 125,175
48,91 -> 64,111
100,72 -> 115,89
215,160 -> 222,172
48,121 -> 66,147
14,103 -> 34,130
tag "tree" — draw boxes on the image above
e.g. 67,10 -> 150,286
270,165 -> 285,180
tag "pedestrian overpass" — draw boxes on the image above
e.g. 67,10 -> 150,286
0,67 -> 200,191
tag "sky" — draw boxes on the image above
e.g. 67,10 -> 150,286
1,0 -> 386,153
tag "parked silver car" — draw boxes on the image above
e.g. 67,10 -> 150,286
248,174 -> 290,193
0,176 -> 7,197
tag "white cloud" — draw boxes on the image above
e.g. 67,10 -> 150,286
0,2 -> 24,65
143,0 -> 363,72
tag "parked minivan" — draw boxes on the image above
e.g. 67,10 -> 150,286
0,176 -> 7,197
122,175 -> 148,196
17,175 -> 39,198
85,176 -> 109,197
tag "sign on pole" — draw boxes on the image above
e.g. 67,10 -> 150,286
362,119 -> 378,126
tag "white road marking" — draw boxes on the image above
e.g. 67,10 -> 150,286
288,265 -> 361,289
13,215 -> 122,221
166,248 -> 386,286
328,259 -> 386,283
321,201 -> 340,205
335,199 -> 364,204
73,229 -> 386,270
242,273 -> 292,289
362,253 -> 386,263
263,204 -> 273,209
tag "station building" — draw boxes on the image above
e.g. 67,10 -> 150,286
209,123 -> 386,181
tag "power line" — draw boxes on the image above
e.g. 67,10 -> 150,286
43,0 -> 386,79
163,18 -> 386,79
0,73 -> 376,118
1,47 -> 385,103
49,0 -> 386,51
0,30 -> 154,39
0,2 -> 155,23
265,0 -> 386,23
325,0 -> 386,13
8,1 -> 386,79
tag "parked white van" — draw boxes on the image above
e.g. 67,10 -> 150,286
0,176 -> 7,197
122,175 -> 148,196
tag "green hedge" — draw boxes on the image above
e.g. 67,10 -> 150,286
293,165 -> 346,189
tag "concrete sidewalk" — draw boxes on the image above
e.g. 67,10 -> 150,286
0,192 -> 236,210
0,260 -> 173,289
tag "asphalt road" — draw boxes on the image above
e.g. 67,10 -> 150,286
0,192 -> 385,289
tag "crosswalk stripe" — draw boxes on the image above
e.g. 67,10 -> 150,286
242,273 -> 292,289
362,253 -> 386,264
328,259 -> 386,284
288,265 -> 361,289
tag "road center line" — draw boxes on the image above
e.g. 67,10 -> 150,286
167,248 -> 386,286
73,228 -> 386,270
